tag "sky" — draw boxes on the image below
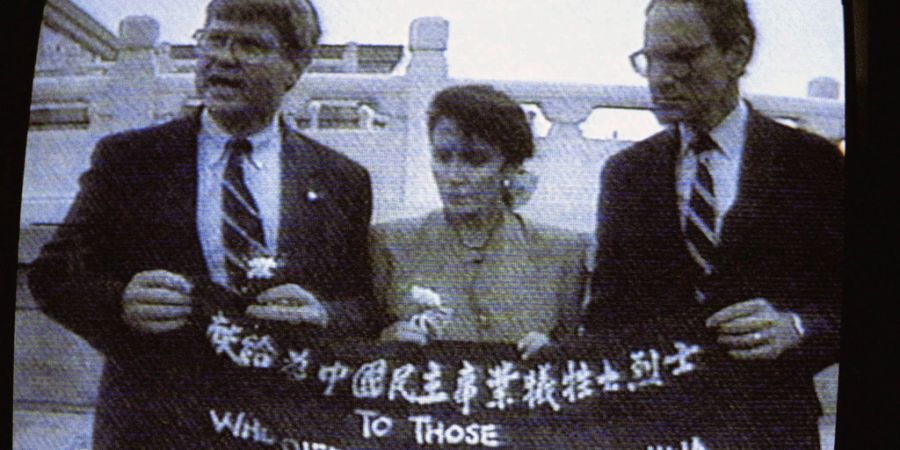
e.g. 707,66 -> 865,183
70,0 -> 845,99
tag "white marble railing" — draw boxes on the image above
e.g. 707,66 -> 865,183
24,15 -> 844,232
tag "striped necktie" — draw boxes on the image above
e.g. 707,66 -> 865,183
222,137 -> 268,295
684,132 -> 718,303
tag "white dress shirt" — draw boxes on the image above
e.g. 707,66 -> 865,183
197,110 -> 282,286
676,101 -> 749,236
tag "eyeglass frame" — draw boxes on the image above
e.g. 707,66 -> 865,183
193,28 -> 285,63
629,43 -> 711,79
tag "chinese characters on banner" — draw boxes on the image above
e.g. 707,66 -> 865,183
206,311 -> 702,448
206,311 -> 704,430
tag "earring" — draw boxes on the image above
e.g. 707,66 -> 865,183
501,178 -> 511,188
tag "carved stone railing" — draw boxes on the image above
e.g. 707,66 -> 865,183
24,14 -> 844,231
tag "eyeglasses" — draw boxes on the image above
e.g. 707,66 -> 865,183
193,29 -> 281,63
629,43 -> 710,78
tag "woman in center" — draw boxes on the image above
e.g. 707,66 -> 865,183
372,84 -> 589,358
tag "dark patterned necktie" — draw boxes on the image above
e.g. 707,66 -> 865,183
222,137 -> 267,294
684,132 -> 718,303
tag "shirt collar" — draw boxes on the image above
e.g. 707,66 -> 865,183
679,100 -> 748,161
199,109 -> 280,169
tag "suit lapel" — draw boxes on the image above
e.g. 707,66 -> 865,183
719,109 -> 778,251
277,128 -> 329,280
654,127 -> 682,218
160,116 -> 201,217
152,116 -> 207,276
650,128 -> 689,267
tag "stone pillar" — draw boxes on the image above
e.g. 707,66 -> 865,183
93,16 -> 161,133
407,17 -> 449,79
808,76 -> 840,100
400,17 -> 451,217
341,42 -> 360,73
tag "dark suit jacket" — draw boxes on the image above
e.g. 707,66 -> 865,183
584,108 -> 843,448
28,114 -> 380,448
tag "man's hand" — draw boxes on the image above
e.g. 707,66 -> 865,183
246,284 -> 328,327
517,331 -> 551,361
122,270 -> 193,334
706,298 -> 802,360
380,320 -> 429,346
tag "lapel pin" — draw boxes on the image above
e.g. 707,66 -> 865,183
307,190 -> 319,202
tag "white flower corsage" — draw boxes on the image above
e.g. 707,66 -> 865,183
407,286 -> 453,338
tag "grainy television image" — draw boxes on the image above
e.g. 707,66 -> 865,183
15,0 -> 844,448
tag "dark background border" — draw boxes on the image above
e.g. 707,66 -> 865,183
3,0 -> 894,447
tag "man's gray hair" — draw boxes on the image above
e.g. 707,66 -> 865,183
206,0 -> 321,68
647,0 -> 756,73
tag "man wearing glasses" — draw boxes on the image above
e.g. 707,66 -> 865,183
583,0 -> 843,447
28,0 -> 379,447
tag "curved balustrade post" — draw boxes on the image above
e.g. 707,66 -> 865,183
541,97 -> 594,141
307,100 -> 322,130
515,97 -> 601,233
